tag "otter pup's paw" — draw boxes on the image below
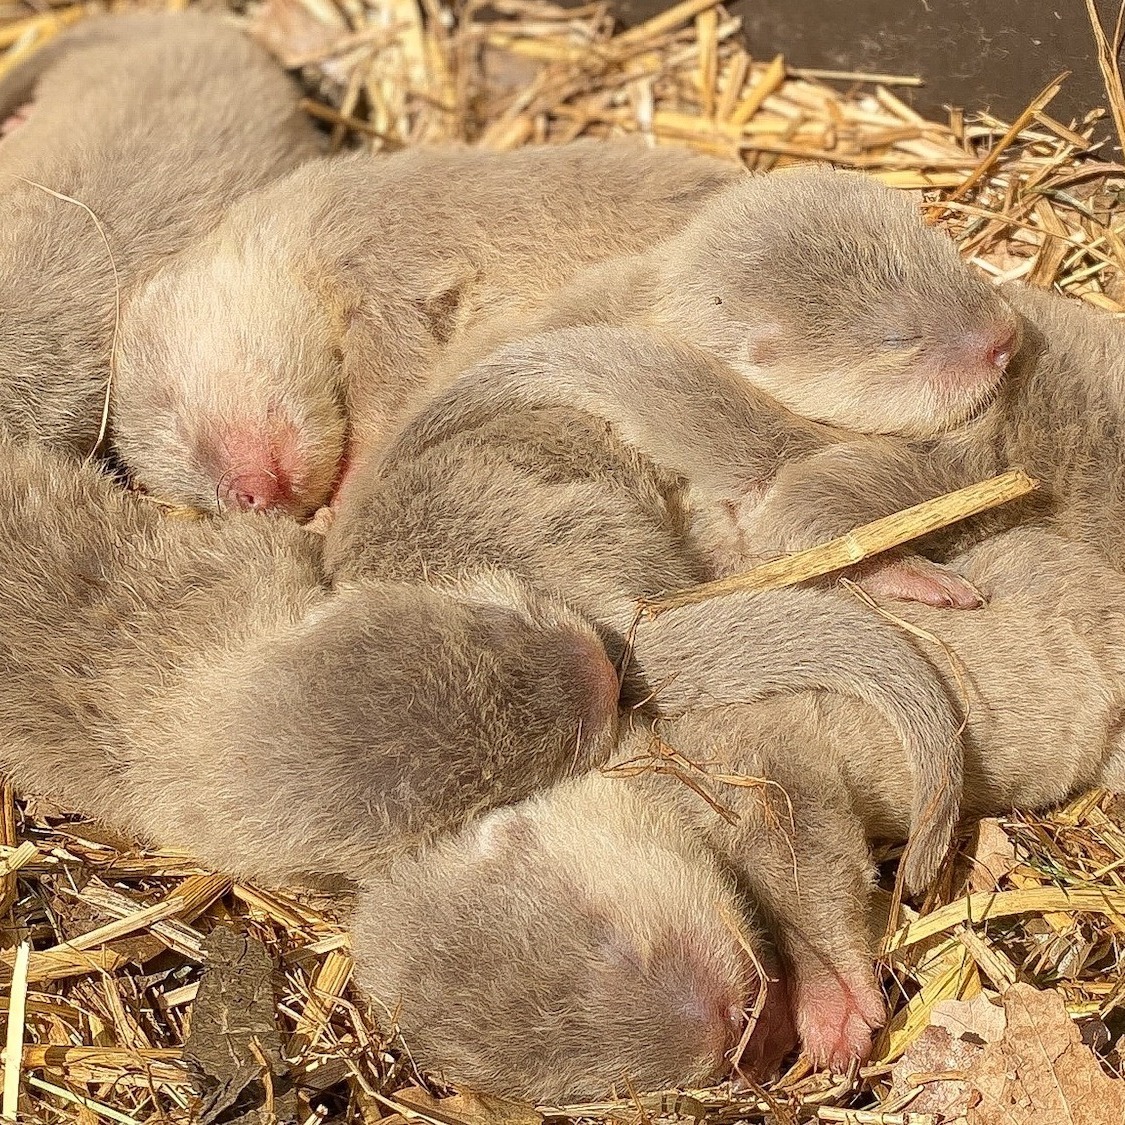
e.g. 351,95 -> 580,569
848,554 -> 984,610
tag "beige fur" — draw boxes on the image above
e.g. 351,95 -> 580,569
0,436 -> 616,885
352,527 -> 1125,1102
411,322 -> 992,608
112,141 -> 740,515
450,166 -> 1019,438
0,12 -> 322,456
716,283 -> 1125,570
326,389 -> 966,892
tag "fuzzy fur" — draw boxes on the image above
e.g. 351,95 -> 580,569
450,166 -> 1019,438
352,527 -> 1125,1101
0,436 -> 616,885
0,12 -> 323,455
723,283 -> 1125,568
112,140 -> 740,514
326,379 -> 966,893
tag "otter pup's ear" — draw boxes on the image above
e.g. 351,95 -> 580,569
416,267 -> 479,347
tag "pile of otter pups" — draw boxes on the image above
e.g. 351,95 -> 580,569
4,7 -> 1125,1106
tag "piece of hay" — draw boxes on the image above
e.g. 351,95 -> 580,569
641,469 -> 1037,616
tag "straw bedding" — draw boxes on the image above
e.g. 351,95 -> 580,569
1,0 -> 1124,1121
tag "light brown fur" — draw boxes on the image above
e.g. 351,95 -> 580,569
353,527 -> 1125,1102
419,302 -> 1015,606
112,141 -> 741,516
695,283 -> 1125,570
0,12 -> 323,455
450,166 -> 1019,439
0,437 -> 616,886
326,388 -> 966,892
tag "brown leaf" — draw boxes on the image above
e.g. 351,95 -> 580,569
966,984 -> 1125,1124
965,818 -> 1017,893
894,985 -> 1125,1125
890,1024 -> 982,1120
931,993 -> 1008,1044
185,926 -> 296,1124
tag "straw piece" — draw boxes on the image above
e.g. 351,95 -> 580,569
10,949 -> 129,987
288,948 -> 354,1056
729,54 -> 785,127
24,1075 -> 141,1125
0,5 -> 85,54
0,785 -> 17,918
716,52 -> 749,122
1084,0 -> 1125,155
957,924 -> 1020,989
1,942 -> 29,1121
886,886 -> 1125,956
873,939 -> 981,1062
641,469 -> 1037,617
947,71 -> 1070,201
51,899 -> 181,953
17,1045 -> 184,1084
611,0 -> 720,51
787,67 -> 923,88
75,872 -> 227,960
816,1109 -> 936,1124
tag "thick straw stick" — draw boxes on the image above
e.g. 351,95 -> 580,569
640,469 -> 1037,618
1,942 -> 30,1121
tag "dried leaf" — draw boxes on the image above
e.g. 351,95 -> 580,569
890,1024 -> 982,1120
893,984 -> 1125,1125
965,818 -> 1018,893
185,926 -> 296,1124
931,993 -> 1008,1044
967,984 -> 1125,1124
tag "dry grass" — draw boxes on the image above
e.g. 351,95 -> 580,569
1,0 -> 1125,1121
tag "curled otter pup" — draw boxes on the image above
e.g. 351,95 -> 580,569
354,756 -> 792,1103
354,701 -> 879,1102
0,436 -> 616,885
450,165 -> 1019,438
0,11 -> 323,455
675,283 -> 1125,571
353,527 -> 1125,1102
327,393 -> 965,893
112,141 -> 739,516
359,324 -> 985,613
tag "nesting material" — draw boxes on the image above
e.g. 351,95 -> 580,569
641,469 -> 1039,616
2,0 -> 1125,1121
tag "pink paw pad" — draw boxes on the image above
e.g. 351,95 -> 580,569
0,102 -> 32,137
850,555 -> 983,609
795,967 -> 884,1071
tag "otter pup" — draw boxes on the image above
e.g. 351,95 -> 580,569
450,166 -> 1019,440
0,436 -> 617,885
326,390 -> 967,893
726,283 -> 1125,570
0,11 -> 323,455
111,141 -> 740,516
352,527 -> 1125,1103
344,323 -> 987,617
